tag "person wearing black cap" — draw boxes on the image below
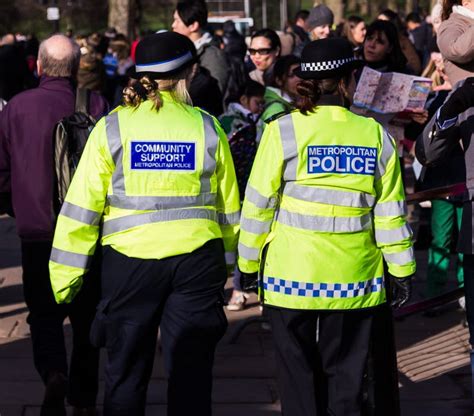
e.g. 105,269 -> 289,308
237,38 -> 415,415
48,31 -> 241,416
306,4 -> 334,40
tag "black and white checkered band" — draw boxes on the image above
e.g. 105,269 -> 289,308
301,57 -> 355,72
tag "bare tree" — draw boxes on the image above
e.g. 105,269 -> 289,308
324,0 -> 344,23
346,0 -> 358,14
0,0 -> 20,33
108,0 -> 136,37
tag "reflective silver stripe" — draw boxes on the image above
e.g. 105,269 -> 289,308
375,224 -> 413,244
60,202 -> 101,226
373,200 -> 407,217
375,130 -> 396,181
50,247 -> 92,269
238,242 -> 260,261
245,185 -> 278,209
383,247 -> 415,265
201,113 -> 218,193
277,209 -> 372,233
283,183 -> 375,208
102,208 -> 218,236
105,112 -> 125,195
135,51 -> 194,74
241,216 -> 272,234
225,251 -> 236,265
218,211 -> 241,226
107,193 -> 217,210
278,116 -> 298,181
105,111 -> 218,208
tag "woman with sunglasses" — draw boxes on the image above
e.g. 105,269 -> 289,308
248,28 -> 281,87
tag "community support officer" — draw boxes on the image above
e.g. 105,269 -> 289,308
48,32 -> 241,416
238,38 -> 416,416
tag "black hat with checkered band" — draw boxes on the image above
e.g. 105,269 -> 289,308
295,38 -> 364,80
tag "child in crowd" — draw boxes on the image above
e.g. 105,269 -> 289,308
219,80 -> 265,138
220,80 -> 265,311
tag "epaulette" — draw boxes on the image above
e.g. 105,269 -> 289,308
263,110 -> 291,124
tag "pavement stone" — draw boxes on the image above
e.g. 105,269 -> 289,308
0,406 -> 25,416
1,214 -> 473,415
400,399 -> 472,416
23,403 -> 283,416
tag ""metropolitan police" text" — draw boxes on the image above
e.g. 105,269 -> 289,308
307,145 -> 377,175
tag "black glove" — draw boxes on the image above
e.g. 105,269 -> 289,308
390,275 -> 413,309
240,271 -> 259,294
439,77 -> 474,121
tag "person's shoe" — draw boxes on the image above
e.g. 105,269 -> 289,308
41,371 -> 67,416
72,407 -> 98,416
459,296 -> 466,311
226,290 -> 249,311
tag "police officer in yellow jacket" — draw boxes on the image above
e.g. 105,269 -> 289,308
49,32 -> 240,416
238,38 -> 416,416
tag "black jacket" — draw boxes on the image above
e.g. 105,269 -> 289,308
416,79 -> 474,253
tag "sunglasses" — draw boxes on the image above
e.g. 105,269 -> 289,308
248,48 -> 274,56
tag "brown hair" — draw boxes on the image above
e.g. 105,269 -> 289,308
442,0 -> 461,21
342,15 -> 365,47
123,68 -> 193,111
296,75 -> 352,115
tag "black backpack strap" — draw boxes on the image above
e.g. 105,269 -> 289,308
75,88 -> 91,114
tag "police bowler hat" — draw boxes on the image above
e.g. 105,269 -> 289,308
295,38 -> 364,80
134,31 -> 197,78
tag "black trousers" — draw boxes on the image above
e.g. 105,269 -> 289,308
266,306 -> 377,416
463,255 -> 474,345
21,240 -> 100,407
93,239 -> 228,416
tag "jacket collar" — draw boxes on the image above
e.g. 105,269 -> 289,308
39,75 -> 74,89
453,5 -> 474,20
194,32 -> 213,53
227,102 -> 254,119
316,94 -> 347,107
267,86 -> 292,103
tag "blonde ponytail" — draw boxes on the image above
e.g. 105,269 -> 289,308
123,67 -> 193,111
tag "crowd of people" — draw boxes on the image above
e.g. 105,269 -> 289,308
0,0 -> 473,415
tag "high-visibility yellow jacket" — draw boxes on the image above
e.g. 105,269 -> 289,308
238,103 -> 416,310
49,92 -> 241,303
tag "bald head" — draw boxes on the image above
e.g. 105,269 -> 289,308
1,34 -> 15,46
38,34 -> 80,77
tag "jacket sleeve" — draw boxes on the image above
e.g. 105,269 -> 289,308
374,127 -> 416,278
214,118 -> 241,268
415,106 -> 463,167
201,47 -> 230,95
0,107 -> 13,216
49,117 -> 114,303
238,120 -> 284,274
438,19 -> 474,64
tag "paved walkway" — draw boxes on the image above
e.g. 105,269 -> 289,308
0,214 -> 472,415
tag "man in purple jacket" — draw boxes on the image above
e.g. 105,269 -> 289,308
0,34 -> 108,416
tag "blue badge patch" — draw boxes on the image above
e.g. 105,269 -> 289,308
131,141 -> 196,170
307,145 -> 377,175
